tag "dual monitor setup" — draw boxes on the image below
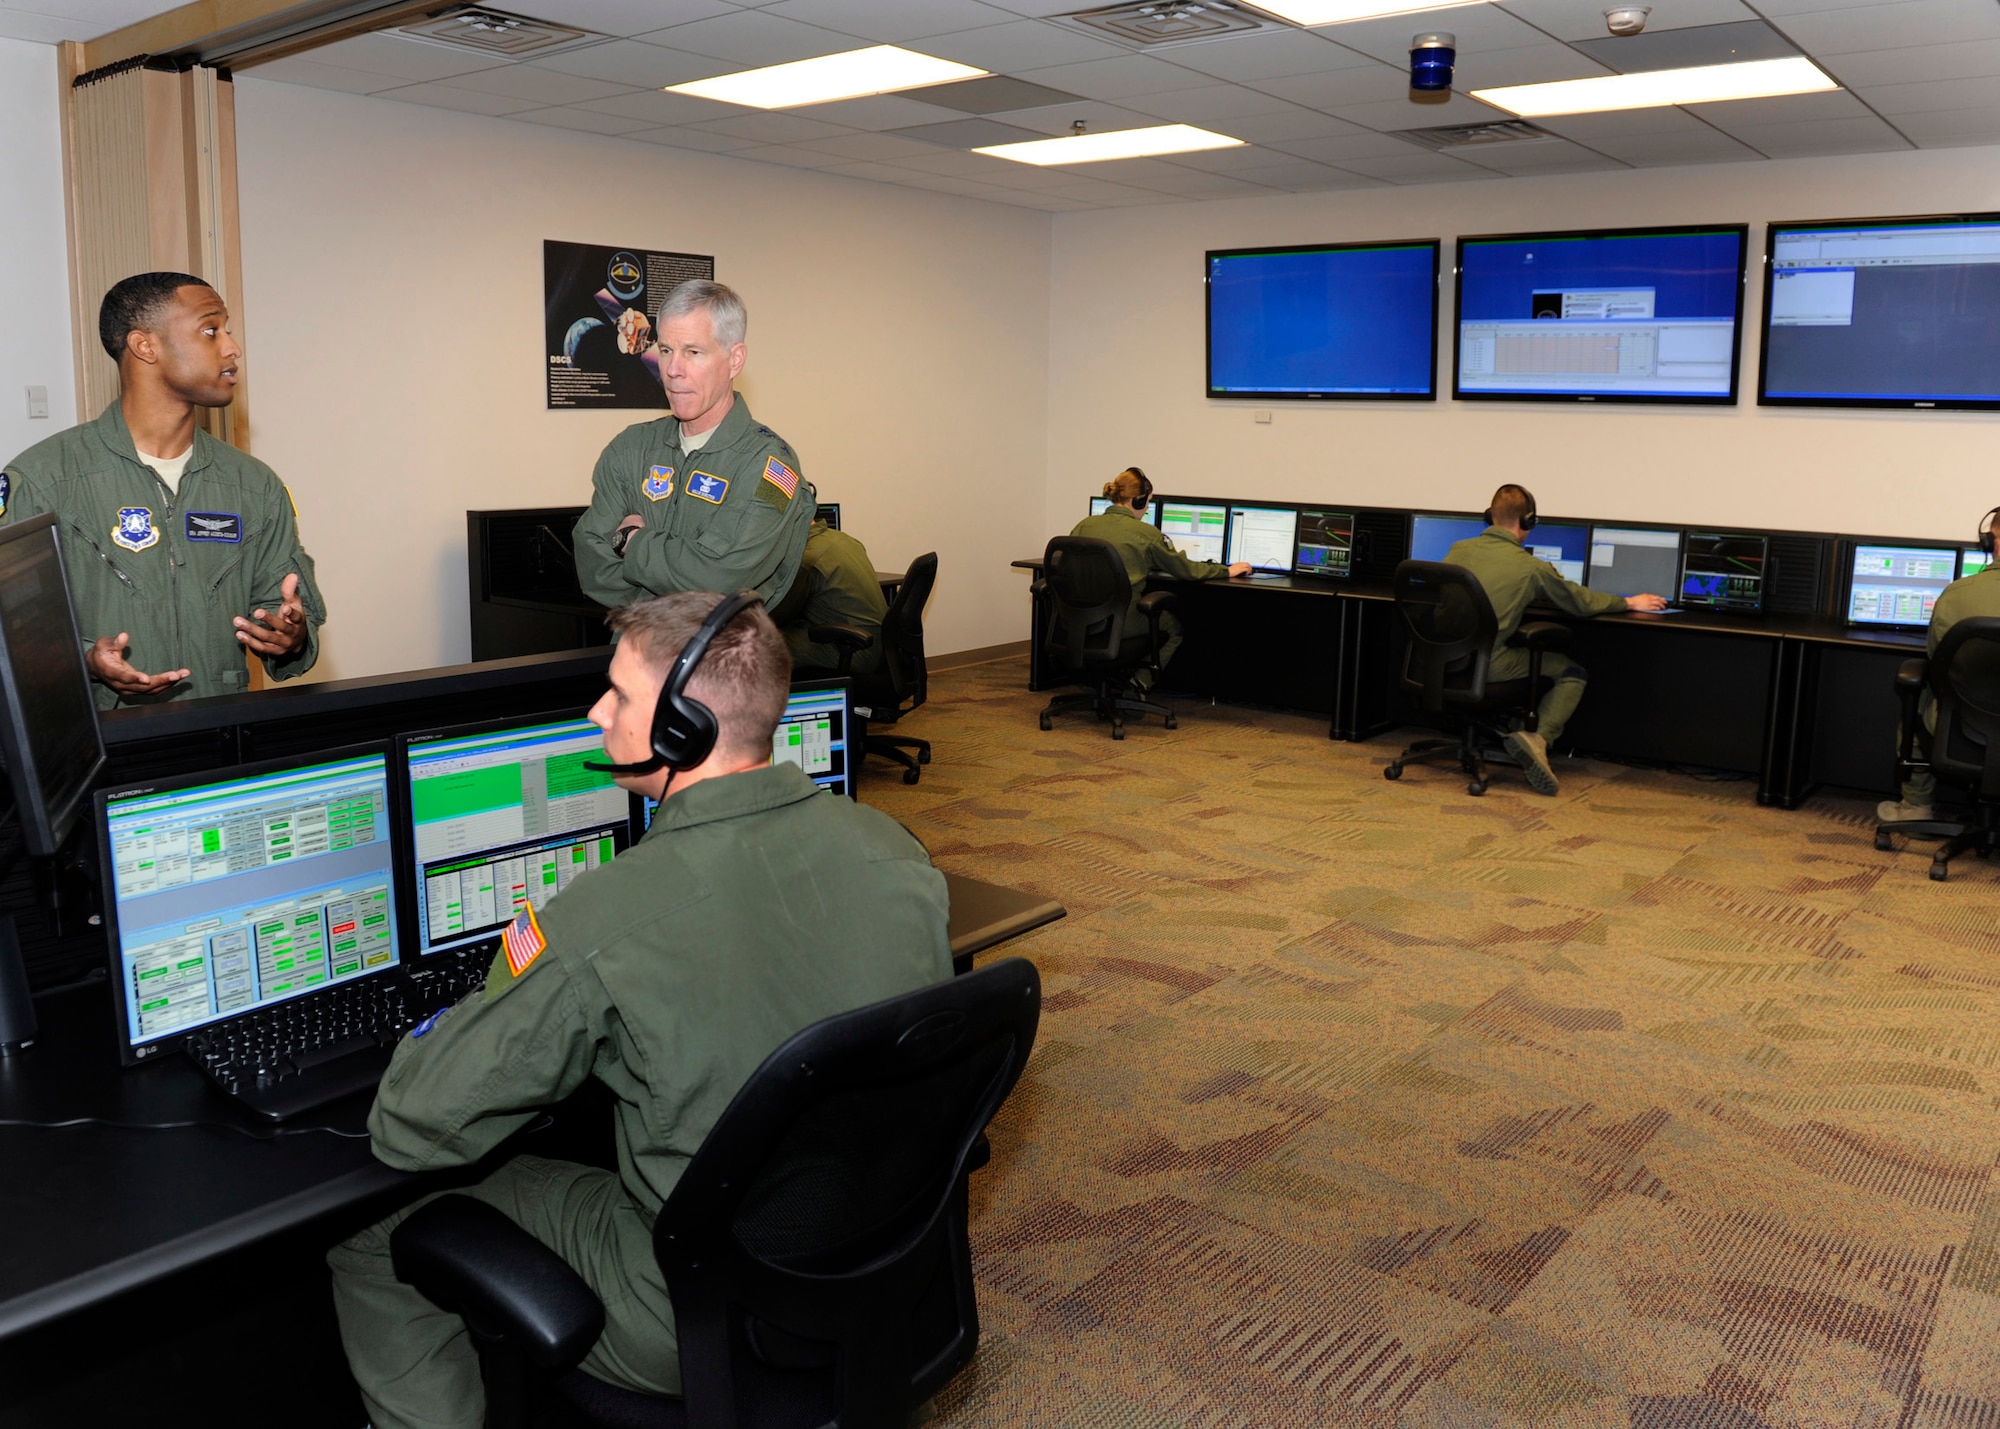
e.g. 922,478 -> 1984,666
1206,212 -> 2000,410
1085,493 -> 1992,629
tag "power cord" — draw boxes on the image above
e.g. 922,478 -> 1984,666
0,1115 -> 370,1141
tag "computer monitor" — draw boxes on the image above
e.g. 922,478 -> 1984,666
1520,523 -> 1592,583
1680,533 -> 1769,611
1965,549 -> 1994,578
816,502 -> 840,531
1847,543 -> 1958,628
400,714 -> 638,959
1587,527 -> 1683,600
1156,499 -> 1228,564
1086,497 -> 1160,526
1409,514 -> 1488,564
97,745 -> 402,1065
1226,505 -> 1297,574
773,677 -> 855,797
1293,510 -> 1355,579
0,513 -> 104,856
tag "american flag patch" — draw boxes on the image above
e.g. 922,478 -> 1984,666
762,455 -> 800,499
502,904 -> 547,978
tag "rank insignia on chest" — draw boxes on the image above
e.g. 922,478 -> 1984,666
643,465 -> 675,502
687,471 -> 728,504
112,507 -> 158,552
502,903 -> 547,978
761,455 -> 799,500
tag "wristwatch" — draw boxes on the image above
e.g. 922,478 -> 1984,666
611,525 -> 636,557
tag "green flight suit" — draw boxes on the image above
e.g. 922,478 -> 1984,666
328,763 -> 952,1429
1069,504 -> 1227,674
1,401 -> 325,708
1904,565 -> 2000,805
574,395 -> 815,612
1444,526 -> 1628,745
784,520 -> 889,675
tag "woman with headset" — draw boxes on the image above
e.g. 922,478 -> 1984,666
1070,467 -> 1250,688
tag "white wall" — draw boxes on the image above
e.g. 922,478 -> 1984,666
233,78 -> 1052,682
0,37 -> 77,466
1047,147 -> 2000,546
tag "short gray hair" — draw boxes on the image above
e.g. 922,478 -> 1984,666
658,279 -> 747,348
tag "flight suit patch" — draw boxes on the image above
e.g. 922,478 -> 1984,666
502,904 -> 547,978
112,507 -> 158,552
643,465 -> 675,502
761,456 -> 799,500
185,512 -> 241,542
0,472 -> 10,517
687,472 -> 728,504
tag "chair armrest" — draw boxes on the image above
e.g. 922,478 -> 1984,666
1030,578 -> 1047,598
1897,657 -> 1928,695
808,623 -> 874,677
1508,621 -> 1571,652
1135,590 -> 1178,616
390,1195 -> 605,1372
968,1131 -> 992,1174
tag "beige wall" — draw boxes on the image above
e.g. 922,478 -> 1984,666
1047,146 -> 2000,548
232,78 -> 1051,683
0,38 -> 77,463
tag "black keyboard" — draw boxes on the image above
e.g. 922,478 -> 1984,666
182,943 -> 494,1122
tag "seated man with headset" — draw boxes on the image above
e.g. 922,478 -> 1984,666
1444,484 -> 1668,796
328,590 -> 953,1429
1877,503 -> 2000,826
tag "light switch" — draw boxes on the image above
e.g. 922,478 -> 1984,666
25,387 -> 47,419
1254,409 -> 1272,424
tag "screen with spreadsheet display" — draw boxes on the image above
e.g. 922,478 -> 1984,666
772,680 -> 853,796
401,716 -> 635,958
1157,500 -> 1228,564
1847,544 -> 1958,627
1293,510 -> 1354,578
98,748 -> 401,1053
1226,506 -> 1298,573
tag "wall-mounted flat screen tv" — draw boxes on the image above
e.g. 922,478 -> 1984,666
1454,224 -> 1748,404
1206,240 -> 1440,401
1761,213 -> 2000,409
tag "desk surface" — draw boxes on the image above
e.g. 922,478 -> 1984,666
0,874 -> 1064,1342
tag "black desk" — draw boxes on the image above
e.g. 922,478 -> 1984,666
0,874 -> 1063,1345
1011,559 -> 1919,808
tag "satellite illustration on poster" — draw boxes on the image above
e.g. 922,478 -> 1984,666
545,240 -> 715,409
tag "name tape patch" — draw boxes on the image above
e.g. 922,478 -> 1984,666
185,511 -> 242,542
687,471 -> 728,504
502,903 -> 547,978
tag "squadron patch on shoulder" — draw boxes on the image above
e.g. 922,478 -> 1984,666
112,507 -> 158,552
502,903 -> 547,978
643,465 -> 675,502
761,455 -> 800,500
0,471 -> 10,518
687,471 -> 728,504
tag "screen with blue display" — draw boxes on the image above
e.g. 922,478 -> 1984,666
1763,216 -> 2000,409
1409,515 -> 1488,563
1456,226 -> 1747,402
1520,524 -> 1592,583
1207,241 -> 1439,400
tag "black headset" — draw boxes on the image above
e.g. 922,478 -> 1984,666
1125,466 -> 1153,512
585,589 -> 765,778
1980,506 -> 2000,556
1483,485 -> 1537,533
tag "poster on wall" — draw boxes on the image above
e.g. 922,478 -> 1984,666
544,240 -> 715,409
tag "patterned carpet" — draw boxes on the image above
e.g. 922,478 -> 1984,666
860,656 -> 2000,1429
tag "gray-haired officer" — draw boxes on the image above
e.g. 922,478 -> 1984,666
328,591 -> 951,1429
573,280 -> 815,612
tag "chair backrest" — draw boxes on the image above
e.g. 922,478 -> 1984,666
1928,616 -> 2000,798
873,552 -> 935,715
1393,559 -> 1500,712
653,957 -> 1041,1429
1041,537 -> 1132,673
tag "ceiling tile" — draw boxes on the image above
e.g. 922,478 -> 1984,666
1894,103 -> 2000,143
1327,93 -> 1518,130
1850,73 -> 2000,114
1529,105 -> 1721,139
909,74 -> 1083,112
634,10 -> 853,64
758,0 -> 1019,42
1450,42 -> 1612,89
794,130 -> 952,160
724,143 -> 859,168
1012,55 -> 1227,101
1775,0 -> 2000,56
624,124 -> 768,151
433,63 -> 638,104
1822,38 -> 2000,85
1568,19 -> 1799,72
1201,106 -> 1378,143
239,56 -> 405,94
1320,6 -> 1561,66
510,105 -> 659,134
1326,149 -> 1489,181
1449,139 -> 1628,173
1585,129 -> 1765,163
0,13 -> 85,43
978,98 -> 1161,135
1753,0 -> 1910,15
817,159 -> 941,183
1248,62 -> 1416,111
1493,0 -> 1761,43
686,109 -> 858,141
520,0 -> 737,40
305,32 -> 507,81
374,81 -> 542,115
1126,84 -> 1304,124
1717,113 -> 1913,155
1041,175 -> 1184,200
889,145 -> 1029,173
1151,28 -> 1369,83
889,116 -> 1045,146
1268,130 -> 1441,161
1682,89 -> 1871,125
573,88 -> 752,124
783,93 -> 978,130
919,18 -> 1131,69
533,38 -> 734,87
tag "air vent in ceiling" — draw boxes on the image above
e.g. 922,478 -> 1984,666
1057,1 -> 1287,49
1395,119 -> 1556,151
398,7 -> 600,58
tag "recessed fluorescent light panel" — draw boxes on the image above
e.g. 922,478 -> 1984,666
1473,56 -> 1836,116
975,124 -> 1245,165
1248,0 -> 1489,24
666,45 -> 987,110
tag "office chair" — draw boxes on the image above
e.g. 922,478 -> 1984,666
1875,616 -> 2000,881
1033,536 -> 1178,741
811,553 -> 937,785
1383,559 -> 1569,797
389,956 -> 1043,1429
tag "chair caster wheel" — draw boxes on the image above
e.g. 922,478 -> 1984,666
1112,725 -> 1126,740
1875,829 -> 1894,851
1384,764 -> 1402,780
1164,715 -> 1178,730
918,748 -> 931,765
1931,864 -> 1950,882
902,768 -> 920,785
1039,714 -> 1051,731
1468,781 -> 1487,797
